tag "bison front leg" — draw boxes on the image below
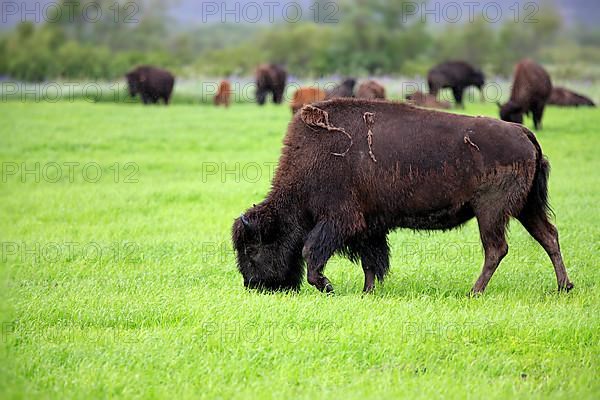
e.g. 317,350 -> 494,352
358,235 -> 390,293
272,87 -> 284,104
302,220 -> 344,293
452,86 -> 465,108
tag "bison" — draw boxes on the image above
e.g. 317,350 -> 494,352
548,87 -> 595,107
214,80 -> 232,107
428,61 -> 485,107
499,59 -> 552,130
125,66 -> 174,105
290,87 -> 327,114
325,78 -> 356,99
255,64 -> 287,106
405,91 -> 451,110
232,98 -> 573,295
356,80 -> 386,100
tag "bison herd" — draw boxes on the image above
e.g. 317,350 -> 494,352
122,60 -> 592,295
126,59 -> 594,130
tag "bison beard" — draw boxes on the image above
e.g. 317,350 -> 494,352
232,99 -> 573,295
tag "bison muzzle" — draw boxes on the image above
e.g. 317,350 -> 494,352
232,99 -> 573,295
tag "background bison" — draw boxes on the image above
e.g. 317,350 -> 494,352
233,99 -> 573,295
427,61 -> 485,107
499,59 -> 552,130
255,64 -> 287,105
405,91 -> 451,109
214,80 -> 232,107
356,80 -> 386,100
125,66 -> 175,105
326,78 -> 356,99
548,87 -> 595,107
290,87 -> 327,114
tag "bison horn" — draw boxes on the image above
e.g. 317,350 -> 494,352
240,214 -> 251,229
496,101 -> 502,109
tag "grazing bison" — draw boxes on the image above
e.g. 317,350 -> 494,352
255,64 -> 287,105
548,87 -> 595,107
499,59 -> 552,130
290,87 -> 327,114
214,80 -> 232,107
232,98 -> 573,295
326,78 -> 356,99
428,61 -> 485,107
356,80 -> 386,100
125,66 -> 174,105
405,91 -> 451,110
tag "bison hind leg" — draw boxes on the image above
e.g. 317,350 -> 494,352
471,201 -> 511,294
517,208 -> 573,292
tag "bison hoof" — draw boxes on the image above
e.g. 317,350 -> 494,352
559,282 -> 574,292
324,283 -> 334,294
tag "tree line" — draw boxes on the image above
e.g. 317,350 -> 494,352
1,0 -> 599,82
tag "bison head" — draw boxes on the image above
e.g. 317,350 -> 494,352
472,69 -> 485,89
125,72 -> 138,97
125,71 -> 144,98
232,206 -> 304,291
499,101 -> 524,124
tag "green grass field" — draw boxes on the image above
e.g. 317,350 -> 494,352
1,100 -> 599,399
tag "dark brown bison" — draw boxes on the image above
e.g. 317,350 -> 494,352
548,87 -> 595,107
255,64 -> 287,105
356,80 -> 386,100
428,61 -> 485,107
125,66 -> 174,105
214,80 -> 231,107
499,59 -> 552,130
325,78 -> 356,99
405,91 -> 451,110
290,87 -> 327,114
232,98 -> 573,295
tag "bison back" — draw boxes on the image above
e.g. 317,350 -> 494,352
277,99 -> 537,216
510,59 -> 552,106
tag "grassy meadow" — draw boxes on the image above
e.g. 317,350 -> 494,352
0,98 -> 599,399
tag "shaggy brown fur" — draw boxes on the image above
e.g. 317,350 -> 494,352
405,91 -> 451,109
548,87 -> 595,107
125,65 -> 175,105
214,80 -> 231,107
255,64 -> 287,105
356,80 -> 386,100
232,98 -> 573,295
499,59 -> 552,130
290,87 -> 327,114
428,61 -> 485,107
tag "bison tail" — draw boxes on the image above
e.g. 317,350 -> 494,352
522,127 -> 553,219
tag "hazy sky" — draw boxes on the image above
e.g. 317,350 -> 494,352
1,0 -> 597,29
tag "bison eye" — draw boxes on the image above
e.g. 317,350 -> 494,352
244,244 -> 258,257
